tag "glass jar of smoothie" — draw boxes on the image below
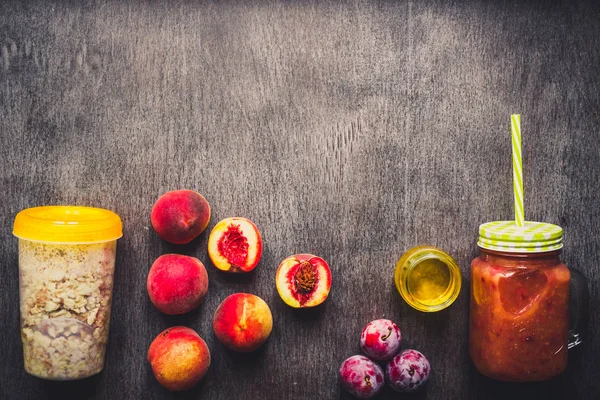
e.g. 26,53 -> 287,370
13,206 -> 122,380
470,221 -> 586,381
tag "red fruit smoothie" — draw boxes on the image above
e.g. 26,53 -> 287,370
469,250 -> 570,381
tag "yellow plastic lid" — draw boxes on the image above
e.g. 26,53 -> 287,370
13,206 -> 123,244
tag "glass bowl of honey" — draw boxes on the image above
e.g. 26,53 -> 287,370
394,245 -> 462,312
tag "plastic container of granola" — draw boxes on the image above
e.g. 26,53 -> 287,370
13,206 -> 122,380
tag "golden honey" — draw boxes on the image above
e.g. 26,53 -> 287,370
395,245 -> 462,312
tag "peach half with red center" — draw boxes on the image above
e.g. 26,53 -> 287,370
147,326 -> 211,391
147,254 -> 209,315
275,254 -> 332,308
151,189 -> 211,244
207,217 -> 262,273
213,293 -> 273,352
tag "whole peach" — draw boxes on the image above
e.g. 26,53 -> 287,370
151,189 -> 211,244
147,254 -> 209,315
213,293 -> 273,352
147,326 -> 211,391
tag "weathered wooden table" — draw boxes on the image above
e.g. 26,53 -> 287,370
1,1 -> 598,399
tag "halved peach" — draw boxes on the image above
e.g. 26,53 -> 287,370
207,217 -> 262,273
275,254 -> 332,308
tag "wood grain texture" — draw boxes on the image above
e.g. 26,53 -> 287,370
1,0 -> 599,399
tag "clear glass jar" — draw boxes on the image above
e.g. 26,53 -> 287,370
470,249 -> 569,381
470,220 -> 586,382
394,245 -> 462,312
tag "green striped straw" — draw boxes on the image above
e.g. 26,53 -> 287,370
511,114 -> 524,227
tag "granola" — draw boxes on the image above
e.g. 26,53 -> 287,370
18,240 -> 116,380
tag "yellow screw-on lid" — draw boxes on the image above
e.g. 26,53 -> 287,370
477,220 -> 562,253
13,206 -> 123,244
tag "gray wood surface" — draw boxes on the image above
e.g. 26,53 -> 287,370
1,1 -> 599,399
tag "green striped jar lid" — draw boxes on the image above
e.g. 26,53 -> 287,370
478,221 -> 563,253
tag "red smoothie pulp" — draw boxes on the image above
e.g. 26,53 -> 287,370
469,249 -> 570,381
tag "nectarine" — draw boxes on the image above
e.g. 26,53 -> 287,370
275,254 -> 331,308
213,293 -> 272,352
207,217 -> 262,273
147,326 -> 210,391
147,254 -> 209,315
151,190 -> 211,244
